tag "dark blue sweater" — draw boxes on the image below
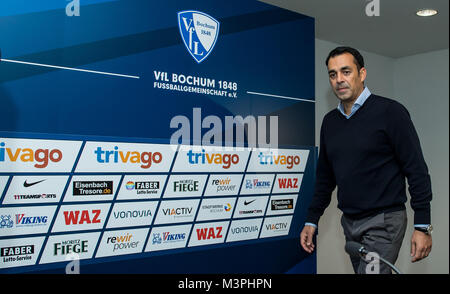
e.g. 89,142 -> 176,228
306,94 -> 432,225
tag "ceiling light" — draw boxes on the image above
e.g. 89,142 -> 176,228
416,9 -> 438,17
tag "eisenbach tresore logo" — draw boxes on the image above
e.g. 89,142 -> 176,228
178,10 -> 220,63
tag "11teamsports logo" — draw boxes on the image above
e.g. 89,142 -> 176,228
178,10 -> 220,63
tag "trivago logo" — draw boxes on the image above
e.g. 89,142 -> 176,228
186,149 -> 239,169
0,141 -> 62,168
257,151 -> 300,169
94,146 -> 162,169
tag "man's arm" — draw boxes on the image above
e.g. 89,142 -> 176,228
386,101 -> 433,262
304,121 -> 336,226
301,121 -> 336,253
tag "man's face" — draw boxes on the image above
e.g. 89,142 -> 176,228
327,53 -> 366,102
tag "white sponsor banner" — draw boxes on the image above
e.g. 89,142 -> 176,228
239,174 -> 274,195
172,145 -> 250,173
106,201 -> 157,228
266,194 -> 298,216
40,232 -> 101,264
96,228 -> 149,258
163,174 -> 207,198
226,218 -> 263,243
0,237 -> 45,269
145,224 -> 191,252
154,199 -> 199,225
260,215 -> 293,238
203,174 -> 243,197
272,174 -> 303,194
247,148 -> 309,172
196,197 -> 236,221
0,176 -> 9,197
0,206 -> 56,237
233,196 -> 269,219
117,175 -> 167,200
52,203 -> 111,233
0,138 -> 81,172
63,175 -> 121,202
188,221 -> 229,247
75,141 -> 176,172
3,176 -> 68,205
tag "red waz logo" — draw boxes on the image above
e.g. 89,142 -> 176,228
196,226 -> 223,240
63,210 -> 101,225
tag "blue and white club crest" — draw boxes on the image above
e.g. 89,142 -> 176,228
178,10 -> 220,63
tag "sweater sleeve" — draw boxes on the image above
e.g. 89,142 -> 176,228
386,102 -> 432,225
305,118 -> 336,225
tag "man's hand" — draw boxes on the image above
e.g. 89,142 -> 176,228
300,225 -> 316,253
411,230 -> 432,262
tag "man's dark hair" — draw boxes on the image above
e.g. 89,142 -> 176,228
326,46 -> 365,71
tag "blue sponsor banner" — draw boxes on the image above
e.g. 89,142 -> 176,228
0,0 -> 315,274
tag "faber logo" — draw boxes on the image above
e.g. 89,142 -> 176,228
178,10 -> 220,63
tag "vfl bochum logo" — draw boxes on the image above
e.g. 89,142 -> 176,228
178,10 -> 220,63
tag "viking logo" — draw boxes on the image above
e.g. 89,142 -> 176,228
178,10 -> 220,63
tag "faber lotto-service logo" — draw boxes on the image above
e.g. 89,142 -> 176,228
178,10 -> 220,63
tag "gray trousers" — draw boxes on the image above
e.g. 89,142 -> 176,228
341,210 -> 407,274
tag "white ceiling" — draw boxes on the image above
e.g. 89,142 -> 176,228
260,0 -> 449,58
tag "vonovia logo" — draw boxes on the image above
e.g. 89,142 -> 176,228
178,10 -> 220,63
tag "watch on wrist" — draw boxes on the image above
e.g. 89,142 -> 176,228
415,224 -> 433,235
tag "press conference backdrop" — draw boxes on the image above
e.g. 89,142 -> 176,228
0,0 -> 316,273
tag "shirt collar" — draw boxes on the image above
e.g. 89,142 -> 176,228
337,87 -> 371,116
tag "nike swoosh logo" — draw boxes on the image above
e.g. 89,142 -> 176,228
244,199 -> 257,206
23,179 -> 46,187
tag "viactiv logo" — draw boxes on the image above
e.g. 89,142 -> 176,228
0,141 -> 62,168
186,149 -> 239,169
94,146 -> 162,169
178,10 -> 220,63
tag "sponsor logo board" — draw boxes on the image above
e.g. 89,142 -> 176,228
63,175 -> 121,202
188,221 -> 229,247
172,145 -> 249,173
239,174 -> 274,195
196,197 -> 236,221
233,196 -> 269,219
154,199 -> 199,225
76,141 -> 176,172
226,218 -> 263,243
272,174 -> 303,194
0,237 -> 45,269
247,148 -> 309,172
266,195 -> 298,216
106,201 -> 157,228
203,174 -> 242,197
260,215 -> 293,238
145,224 -> 191,252
39,232 -> 101,264
163,174 -> 207,198
96,228 -> 149,258
0,206 -> 56,237
52,203 -> 111,233
117,175 -> 167,200
3,176 -> 67,204
0,138 -> 81,172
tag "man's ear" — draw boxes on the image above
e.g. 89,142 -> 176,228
359,67 -> 367,83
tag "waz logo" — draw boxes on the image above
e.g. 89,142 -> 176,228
178,10 -> 220,63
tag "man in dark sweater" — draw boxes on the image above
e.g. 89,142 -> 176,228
300,47 -> 433,274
